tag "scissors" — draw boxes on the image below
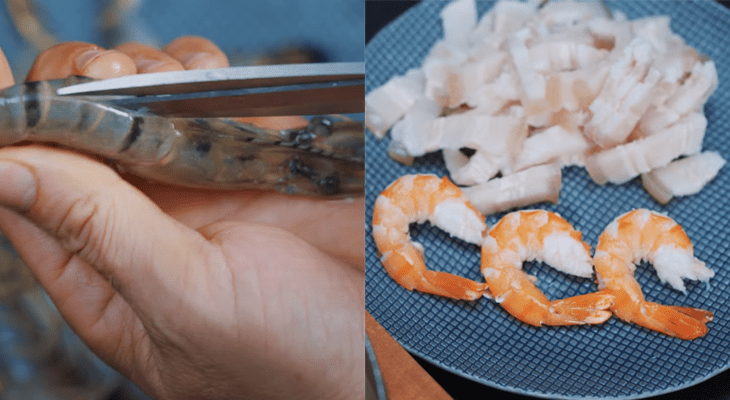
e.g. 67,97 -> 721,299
56,61 -> 365,118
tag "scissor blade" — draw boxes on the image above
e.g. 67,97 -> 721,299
56,62 -> 364,96
104,80 -> 365,118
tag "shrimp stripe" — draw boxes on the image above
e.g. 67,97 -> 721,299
22,81 -> 41,128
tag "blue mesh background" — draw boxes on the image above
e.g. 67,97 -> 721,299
365,1 -> 730,399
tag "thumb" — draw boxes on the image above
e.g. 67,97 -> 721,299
0,146 -> 215,314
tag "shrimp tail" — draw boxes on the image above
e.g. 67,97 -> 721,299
381,246 -> 487,301
420,270 -> 488,301
547,292 -> 615,325
670,305 -> 714,323
629,302 -> 711,340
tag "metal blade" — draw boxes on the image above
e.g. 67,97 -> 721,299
103,80 -> 365,117
56,62 -> 364,96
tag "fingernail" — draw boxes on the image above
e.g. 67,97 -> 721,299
135,59 -> 183,73
0,161 -> 37,210
74,49 -> 106,71
179,52 -> 218,69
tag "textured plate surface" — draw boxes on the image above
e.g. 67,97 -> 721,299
365,1 -> 730,399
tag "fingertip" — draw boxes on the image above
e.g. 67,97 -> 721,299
75,50 -> 137,79
25,42 -> 103,81
114,42 -> 185,73
0,159 -> 37,211
0,47 -> 14,89
25,42 -> 137,81
162,35 -> 229,70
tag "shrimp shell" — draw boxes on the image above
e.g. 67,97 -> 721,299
481,210 -> 614,326
372,174 -> 487,300
594,209 -> 714,339
0,77 -> 364,197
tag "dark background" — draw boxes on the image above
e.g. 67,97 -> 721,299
366,1 -> 730,399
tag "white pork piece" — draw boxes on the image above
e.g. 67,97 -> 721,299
462,163 -> 562,215
584,37 -> 663,148
445,149 -> 506,186
632,16 -> 697,86
509,27 -> 554,127
365,69 -> 426,138
438,106 -> 528,185
435,107 -> 527,152
585,112 -> 707,185
552,63 -> 610,112
465,66 -> 522,112
487,0 -> 539,36
528,41 -> 608,73
513,124 -> 593,171
421,40 -> 470,107
440,0 -> 477,48
537,0 -> 612,29
632,16 -> 673,54
641,151 -> 726,204
640,60 -> 718,136
388,99 -> 443,159
587,17 -> 633,55
665,60 -> 717,116
460,52 -> 509,108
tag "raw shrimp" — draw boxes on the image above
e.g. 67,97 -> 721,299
481,210 -> 614,326
594,209 -> 714,339
372,174 -> 488,300
0,77 -> 364,197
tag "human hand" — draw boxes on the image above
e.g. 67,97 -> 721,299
0,38 -> 364,400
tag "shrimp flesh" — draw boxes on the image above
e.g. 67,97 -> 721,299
481,210 -> 614,326
0,77 -> 364,197
372,174 -> 488,300
594,209 -> 714,339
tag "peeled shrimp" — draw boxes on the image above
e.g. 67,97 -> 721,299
372,174 -> 488,300
594,209 -> 714,339
481,210 -> 614,326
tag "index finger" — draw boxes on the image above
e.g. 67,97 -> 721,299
0,46 -> 14,89
25,41 -> 137,81
162,36 -> 229,70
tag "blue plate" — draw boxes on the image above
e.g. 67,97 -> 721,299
365,1 -> 730,399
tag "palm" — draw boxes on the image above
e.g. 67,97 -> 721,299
128,186 -> 366,397
0,36 -> 364,399
0,163 -> 363,398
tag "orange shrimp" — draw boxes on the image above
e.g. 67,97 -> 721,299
372,174 -> 488,300
594,209 -> 714,340
481,210 -> 614,326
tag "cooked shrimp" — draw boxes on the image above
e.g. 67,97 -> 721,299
594,209 -> 714,339
372,174 -> 487,300
481,210 -> 614,326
